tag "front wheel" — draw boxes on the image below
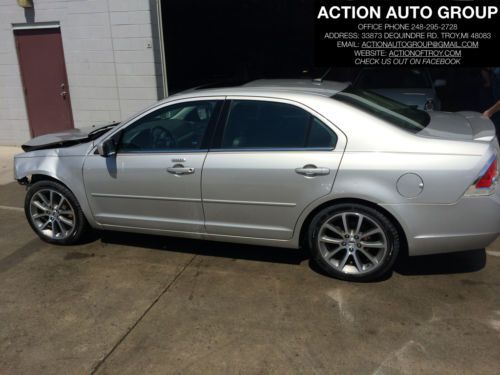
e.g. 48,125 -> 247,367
308,203 -> 400,281
25,180 -> 89,245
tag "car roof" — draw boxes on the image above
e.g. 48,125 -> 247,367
242,79 -> 349,95
169,79 -> 350,101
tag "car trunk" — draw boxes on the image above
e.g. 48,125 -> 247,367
418,111 -> 497,143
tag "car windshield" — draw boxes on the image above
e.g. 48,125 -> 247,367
354,68 -> 432,89
332,87 -> 430,133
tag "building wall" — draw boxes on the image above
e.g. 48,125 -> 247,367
0,0 -> 163,145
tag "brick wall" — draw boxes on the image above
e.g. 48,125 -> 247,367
0,0 -> 163,145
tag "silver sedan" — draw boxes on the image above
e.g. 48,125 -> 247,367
14,80 -> 500,281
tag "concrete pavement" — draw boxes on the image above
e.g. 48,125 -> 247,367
0,181 -> 499,374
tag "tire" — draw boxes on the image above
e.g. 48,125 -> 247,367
24,180 -> 90,245
308,203 -> 400,282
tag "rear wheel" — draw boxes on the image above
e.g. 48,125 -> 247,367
309,203 -> 400,281
25,180 -> 89,245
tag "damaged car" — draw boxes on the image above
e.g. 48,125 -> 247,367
14,80 -> 500,281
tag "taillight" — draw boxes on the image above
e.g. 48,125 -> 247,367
465,156 -> 498,196
476,158 -> 497,188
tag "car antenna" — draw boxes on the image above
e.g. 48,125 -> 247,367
313,67 -> 332,84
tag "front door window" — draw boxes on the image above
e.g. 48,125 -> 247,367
119,100 -> 219,152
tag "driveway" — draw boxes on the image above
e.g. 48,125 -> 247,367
0,181 -> 499,374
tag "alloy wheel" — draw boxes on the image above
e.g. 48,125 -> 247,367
317,212 -> 388,275
29,189 -> 76,240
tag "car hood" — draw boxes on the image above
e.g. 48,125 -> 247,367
370,88 -> 435,109
419,111 -> 496,142
22,123 -> 118,152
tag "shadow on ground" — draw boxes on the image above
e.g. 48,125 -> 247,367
97,230 -> 486,278
99,230 -> 308,265
395,248 -> 486,276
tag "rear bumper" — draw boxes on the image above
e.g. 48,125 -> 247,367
381,191 -> 500,256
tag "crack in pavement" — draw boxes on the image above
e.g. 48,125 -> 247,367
90,254 -> 197,374
0,205 -> 23,212
0,238 -> 45,274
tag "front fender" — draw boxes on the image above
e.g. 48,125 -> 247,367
14,153 -> 98,228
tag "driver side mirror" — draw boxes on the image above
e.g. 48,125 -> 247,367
97,138 -> 117,157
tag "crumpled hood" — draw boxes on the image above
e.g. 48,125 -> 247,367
22,123 -> 118,152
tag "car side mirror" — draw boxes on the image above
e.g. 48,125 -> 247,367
97,138 -> 117,157
434,79 -> 447,88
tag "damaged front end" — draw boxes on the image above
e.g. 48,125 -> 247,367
14,139 -> 97,225
14,122 -> 118,187
17,176 -> 29,185
21,122 -> 118,152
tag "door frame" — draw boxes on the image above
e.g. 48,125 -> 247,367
82,97 -> 225,234
208,96 -> 347,151
88,96 -> 227,155
200,95 -> 347,239
13,22 -> 74,137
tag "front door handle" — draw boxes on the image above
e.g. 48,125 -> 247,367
167,164 -> 195,175
295,165 -> 330,177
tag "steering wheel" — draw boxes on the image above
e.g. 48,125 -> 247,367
151,126 -> 175,149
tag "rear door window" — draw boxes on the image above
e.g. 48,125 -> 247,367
220,100 -> 337,150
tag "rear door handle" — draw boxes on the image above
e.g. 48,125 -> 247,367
167,165 -> 195,175
295,165 -> 330,177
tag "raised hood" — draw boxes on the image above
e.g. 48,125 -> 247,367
418,111 -> 496,142
22,123 -> 118,152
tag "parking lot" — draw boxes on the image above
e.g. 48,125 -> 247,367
1,178 -> 500,374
